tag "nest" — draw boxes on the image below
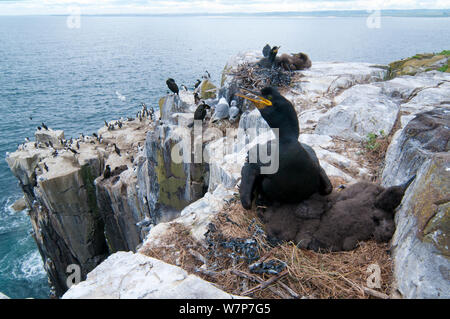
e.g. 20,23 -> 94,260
232,62 -> 293,91
141,201 -> 394,299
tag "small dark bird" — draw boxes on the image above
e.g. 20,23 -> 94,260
37,126 -> 41,130
166,78 -> 179,95
194,92 -> 200,105
103,165 -> 111,179
117,121 -> 122,129
42,122 -> 48,130
188,101 -> 211,128
48,141 -> 53,148
29,116 -> 33,120
93,133 -> 98,139
181,84 -> 188,91
203,70 -> 211,79
237,87 -> 332,209
68,147 -> 79,154
194,79 -> 201,89
113,143 -> 121,156
258,46 -> 280,68
104,120 -> 108,127
43,163 -> 49,172
76,141 -> 80,149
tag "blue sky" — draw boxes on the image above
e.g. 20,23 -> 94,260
0,0 -> 449,15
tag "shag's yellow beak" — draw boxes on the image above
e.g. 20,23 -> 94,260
236,88 -> 272,110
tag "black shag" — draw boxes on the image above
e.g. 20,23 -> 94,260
103,165 -> 111,179
194,79 -> 201,89
113,143 -> 121,156
42,122 -> 48,130
43,163 -> 49,172
188,101 -> 211,128
237,87 -> 332,209
258,46 -> 280,68
166,78 -> 179,95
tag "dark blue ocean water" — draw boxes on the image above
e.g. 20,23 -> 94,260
0,15 -> 449,299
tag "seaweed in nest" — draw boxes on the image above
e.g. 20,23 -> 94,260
232,62 -> 293,91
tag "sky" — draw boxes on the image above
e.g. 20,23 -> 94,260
0,0 -> 449,15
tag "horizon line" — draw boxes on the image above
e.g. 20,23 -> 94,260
1,9 -> 449,17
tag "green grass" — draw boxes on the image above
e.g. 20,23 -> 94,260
365,130 -> 385,151
437,64 -> 449,72
437,50 -> 450,56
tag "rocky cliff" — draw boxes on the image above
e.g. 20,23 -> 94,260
7,51 -> 449,299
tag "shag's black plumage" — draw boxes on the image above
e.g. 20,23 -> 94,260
262,44 -> 271,57
240,87 -> 332,209
188,101 -> 211,128
166,78 -> 179,95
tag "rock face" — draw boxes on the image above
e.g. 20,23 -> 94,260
62,251 -> 241,299
7,51 -> 450,299
381,107 -> 450,298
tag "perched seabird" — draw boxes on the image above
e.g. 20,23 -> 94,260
37,126 -> 41,131
181,84 -> 188,91
188,101 -> 211,128
113,143 -> 121,156
228,100 -> 240,123
203,70 -> 211,80
258,46 -> 280,68
166,78 -> 179,95
194,79 -> 201,89
68,147 -> 79,154
194,92 -> 201,105
211,97 -> 230,122
103,165 -> 111,179
43,163 -> 49,172
42,122 -> 48,130
237,87 -> 332,209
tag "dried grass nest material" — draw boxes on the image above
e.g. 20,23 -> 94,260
141,202 -> 394,299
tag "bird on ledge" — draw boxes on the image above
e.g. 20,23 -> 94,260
236,86 -> 332,209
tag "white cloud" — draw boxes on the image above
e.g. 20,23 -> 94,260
0,0 -> 448,15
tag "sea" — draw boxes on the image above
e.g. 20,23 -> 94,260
0,15 -> 449,299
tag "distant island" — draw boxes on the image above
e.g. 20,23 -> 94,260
51,9 -> 450,18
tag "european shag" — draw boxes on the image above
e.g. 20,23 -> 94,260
237,87 -> 332,209
188,101 -> 211,128
258,46 -> 280,68
166,78 -> 179,95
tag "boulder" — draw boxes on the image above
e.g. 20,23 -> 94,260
62,251 -> 241,299
390,153 -> 450,298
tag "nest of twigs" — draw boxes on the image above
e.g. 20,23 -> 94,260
232,62 -> 292,91
141,200 -> 394,299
